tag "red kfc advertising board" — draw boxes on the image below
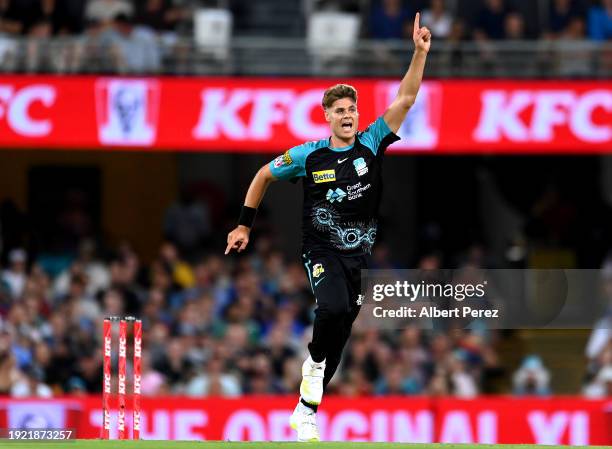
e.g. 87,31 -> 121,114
0,76 -> 610,153
0,396 -> 610,444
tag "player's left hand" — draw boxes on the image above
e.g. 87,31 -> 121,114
413,12 -> 432,54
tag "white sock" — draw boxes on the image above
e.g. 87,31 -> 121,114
297,401 -> 315,415
307,356 -> 326,368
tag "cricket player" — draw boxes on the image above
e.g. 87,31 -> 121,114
225,13 -> 431,442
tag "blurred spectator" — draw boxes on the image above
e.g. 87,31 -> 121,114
0,330 -> 19,394
86,0 -> 133,25
244,350 -> 285,394
53,0 -> 86,34
588,0 -> 612,40
448,350 -> 479,397
546,0 -> 583,39
369,0 -> 413,40
183,356 -> 241,396
266,325 -> 297,377
583,365 -> 612,397
53,239 -> 110,299
313,0 -> 362,13
504,12 -> 526,40
159,242 -> 194,289
140,351 -> 167,396
24,18 -> 53,72
103,14 -> 161,74
0,0 -> 53,35
428,367 -> 451,395
556,17 -> 592,77
153,338 -> 189,385
474,0 -> 509,40
512,355 -> 551,396
66,376 -> 88,396
164,191 -> 212,259
585,271 -> 612,374
10,365 -> 52,398
421,0 -> 453,39
2,249 -> 27,299
374,361 -> 422,395
134,0 -> 185,33
74,351 -> 103,392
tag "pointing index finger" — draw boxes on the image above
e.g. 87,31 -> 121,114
414,12 -> 420,32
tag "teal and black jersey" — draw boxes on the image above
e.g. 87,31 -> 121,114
269,116 -> 400,256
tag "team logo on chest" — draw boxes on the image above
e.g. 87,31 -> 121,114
353,158 -> 368,176
313,170 -> 336,183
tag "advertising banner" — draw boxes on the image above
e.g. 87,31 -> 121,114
0,396 -> 610,444
0,77 -> 610,153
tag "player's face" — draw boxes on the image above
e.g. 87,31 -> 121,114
325,97 -> 359,141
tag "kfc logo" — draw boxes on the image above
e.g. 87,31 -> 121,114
474,89 -> 612,144
375,81 -> 442,150
0,84 -> 56,137
192,88 -> 328,141
96,79 -> 160,146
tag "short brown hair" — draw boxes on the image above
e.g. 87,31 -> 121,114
322,84 -> 357,109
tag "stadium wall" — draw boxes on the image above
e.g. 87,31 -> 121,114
0,150 -> 177,261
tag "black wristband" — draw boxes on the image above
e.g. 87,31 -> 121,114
238,205 -> 257,228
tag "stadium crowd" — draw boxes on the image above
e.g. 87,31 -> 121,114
0,235 -> 501,398
0,213 -> 611,398
0,0 -> 610,73
0,0 -> 611,41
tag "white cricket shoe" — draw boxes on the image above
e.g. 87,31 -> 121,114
289,402 -> 320,442
300,356 -> 325,405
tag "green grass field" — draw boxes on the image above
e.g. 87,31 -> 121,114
0,442 -> 599,449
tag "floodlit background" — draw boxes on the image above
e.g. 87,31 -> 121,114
0,0 -> 611,443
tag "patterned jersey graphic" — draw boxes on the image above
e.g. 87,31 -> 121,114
312,203 -> 377,252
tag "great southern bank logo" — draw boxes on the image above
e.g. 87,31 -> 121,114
326,188 -> 347,203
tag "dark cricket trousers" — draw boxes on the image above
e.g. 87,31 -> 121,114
301,248 -> 369,390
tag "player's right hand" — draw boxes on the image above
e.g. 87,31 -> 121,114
225,225 -> 250,254
413,12 -> 432,54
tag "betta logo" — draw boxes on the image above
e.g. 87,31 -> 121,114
312,170 -> 336,183
96,79 -> 160,146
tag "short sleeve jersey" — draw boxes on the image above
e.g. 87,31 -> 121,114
269,116 -> 400,256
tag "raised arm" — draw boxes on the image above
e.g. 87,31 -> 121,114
383,12 -> 431,133
225,164 -> 276,254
